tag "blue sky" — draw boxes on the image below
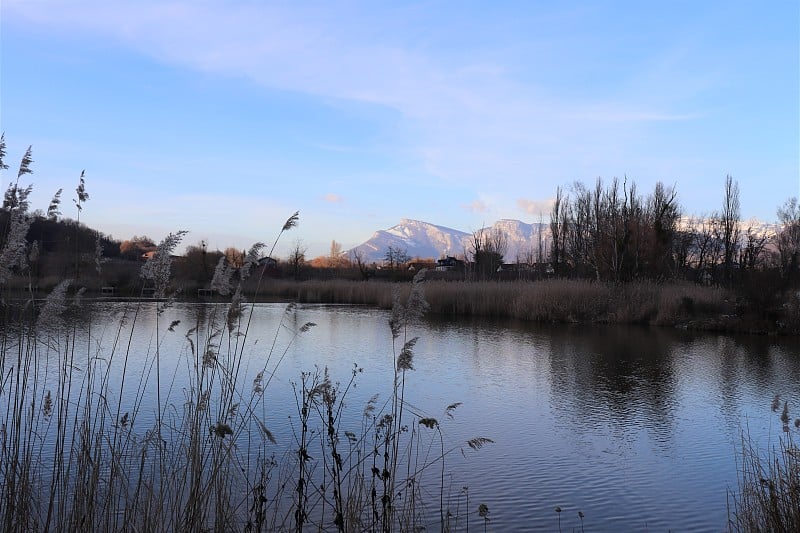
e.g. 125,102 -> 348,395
1,0 -> 798,258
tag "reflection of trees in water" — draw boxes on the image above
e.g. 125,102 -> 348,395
540,325 -> 800,453
544,324 -> 681,451
713,334 -> 800,432
404,312 -> 800,458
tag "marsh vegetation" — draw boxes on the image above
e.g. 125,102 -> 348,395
2,140 -> 799,531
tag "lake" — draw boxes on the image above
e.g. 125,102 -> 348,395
12,300 -> 800,531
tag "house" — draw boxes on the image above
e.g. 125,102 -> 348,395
257,256 -> 278,269
435,256 -> 465,272
253,256 -> 281,278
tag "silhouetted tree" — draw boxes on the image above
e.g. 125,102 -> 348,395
776,197 -> 800,285
549,186 -> 565,276
224,247 -> 245,268
384,246 -> 409,272
720,175 -> 740,284
287,239 -> 307,279
351,249 -> 374,280
120,236 -> 156,260
469,227 -> 506,280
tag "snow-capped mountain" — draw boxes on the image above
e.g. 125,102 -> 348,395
347,215 -> 780,264
348,218 -> 550,263
485,219 -> 550,263
349,219 -> 472,262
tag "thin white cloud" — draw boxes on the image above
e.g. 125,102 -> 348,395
324,193 -> 343,203
462,199 -> 489,213
517,198 -> 555,216
4,0 -> 708,198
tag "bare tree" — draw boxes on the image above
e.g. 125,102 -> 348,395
647,182 -> 680,279
120,235 -> 156,260
537,211 -> 546,264
720,175 -> 741,284
548,178 -> 681,282
287,239 -> 307,279
549,187 -> 565,275
776,197 -> 800,283
688,214 -> 720,279
351,249 -> 374,280
469,227 -> 507,280
384,246 -> 409,272
740,226 -> 768,272
224,247 -> 245,268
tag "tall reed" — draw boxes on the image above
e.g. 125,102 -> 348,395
0,151 -> 489,531
250,278 -> 730,328
729,400 -> 800,532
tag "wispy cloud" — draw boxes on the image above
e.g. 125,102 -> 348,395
517,198 -> 555,216
462,199 -> 489,213
323,193 -> 343,203
6,0 -> 793,227
4,1 -> 708,191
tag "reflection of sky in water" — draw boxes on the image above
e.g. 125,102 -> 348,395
21,302 -> 800,532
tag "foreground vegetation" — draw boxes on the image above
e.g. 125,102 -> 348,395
729,401 -> 800,532
2,140 -> 799,531
1,206 -> 493,532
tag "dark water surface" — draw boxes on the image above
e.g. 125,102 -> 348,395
39,302 -> 800,531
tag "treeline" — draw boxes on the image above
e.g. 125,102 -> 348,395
1,139 -> 799,305
548,176 -> 800,289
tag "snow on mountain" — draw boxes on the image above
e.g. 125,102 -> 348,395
480,219 -> 550,263
350,215 -> 782,265
349,219 -> 471,262
348,218 -> 550,263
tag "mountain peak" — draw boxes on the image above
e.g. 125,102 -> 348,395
349,218 -> 549,262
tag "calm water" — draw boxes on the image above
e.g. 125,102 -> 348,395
26,302 -> 800,531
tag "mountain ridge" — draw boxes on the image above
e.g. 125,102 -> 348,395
348,218 -> 550,263
346,216 -> 779,264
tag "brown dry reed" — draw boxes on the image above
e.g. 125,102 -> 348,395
0,151 -> 490,532
247,277 -> 729,328
728,402 -> 800,533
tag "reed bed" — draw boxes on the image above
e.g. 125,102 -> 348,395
251,278 -> 731,327
1,208 -> 492,532
729,402 -> 800,532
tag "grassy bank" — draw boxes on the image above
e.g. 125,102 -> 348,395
239,277 -> 786,332
242,277 -> 800,335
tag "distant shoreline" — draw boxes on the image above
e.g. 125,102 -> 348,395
6,277 -> 797,336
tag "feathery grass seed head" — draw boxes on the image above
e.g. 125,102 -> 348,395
282,211 -> 300,231
239,242 -> 265,280
140,230 -> 187,297
210,256 -> 234,295
0,211 -> 32,284
73,287 -> 86,308
17,146 -> 33,179
74,171 -> 89,209
226,288 -> 245,333
47,188 -> 63,219
397,337 -> 418,371
37,279 -> 72,331
0,134 -> 8,170
418,418 -> 438,429
42,390 -> 53,418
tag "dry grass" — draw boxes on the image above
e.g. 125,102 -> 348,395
1,240 -> 488,532
729,404 -> 800,532
249,278 -> 732,328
